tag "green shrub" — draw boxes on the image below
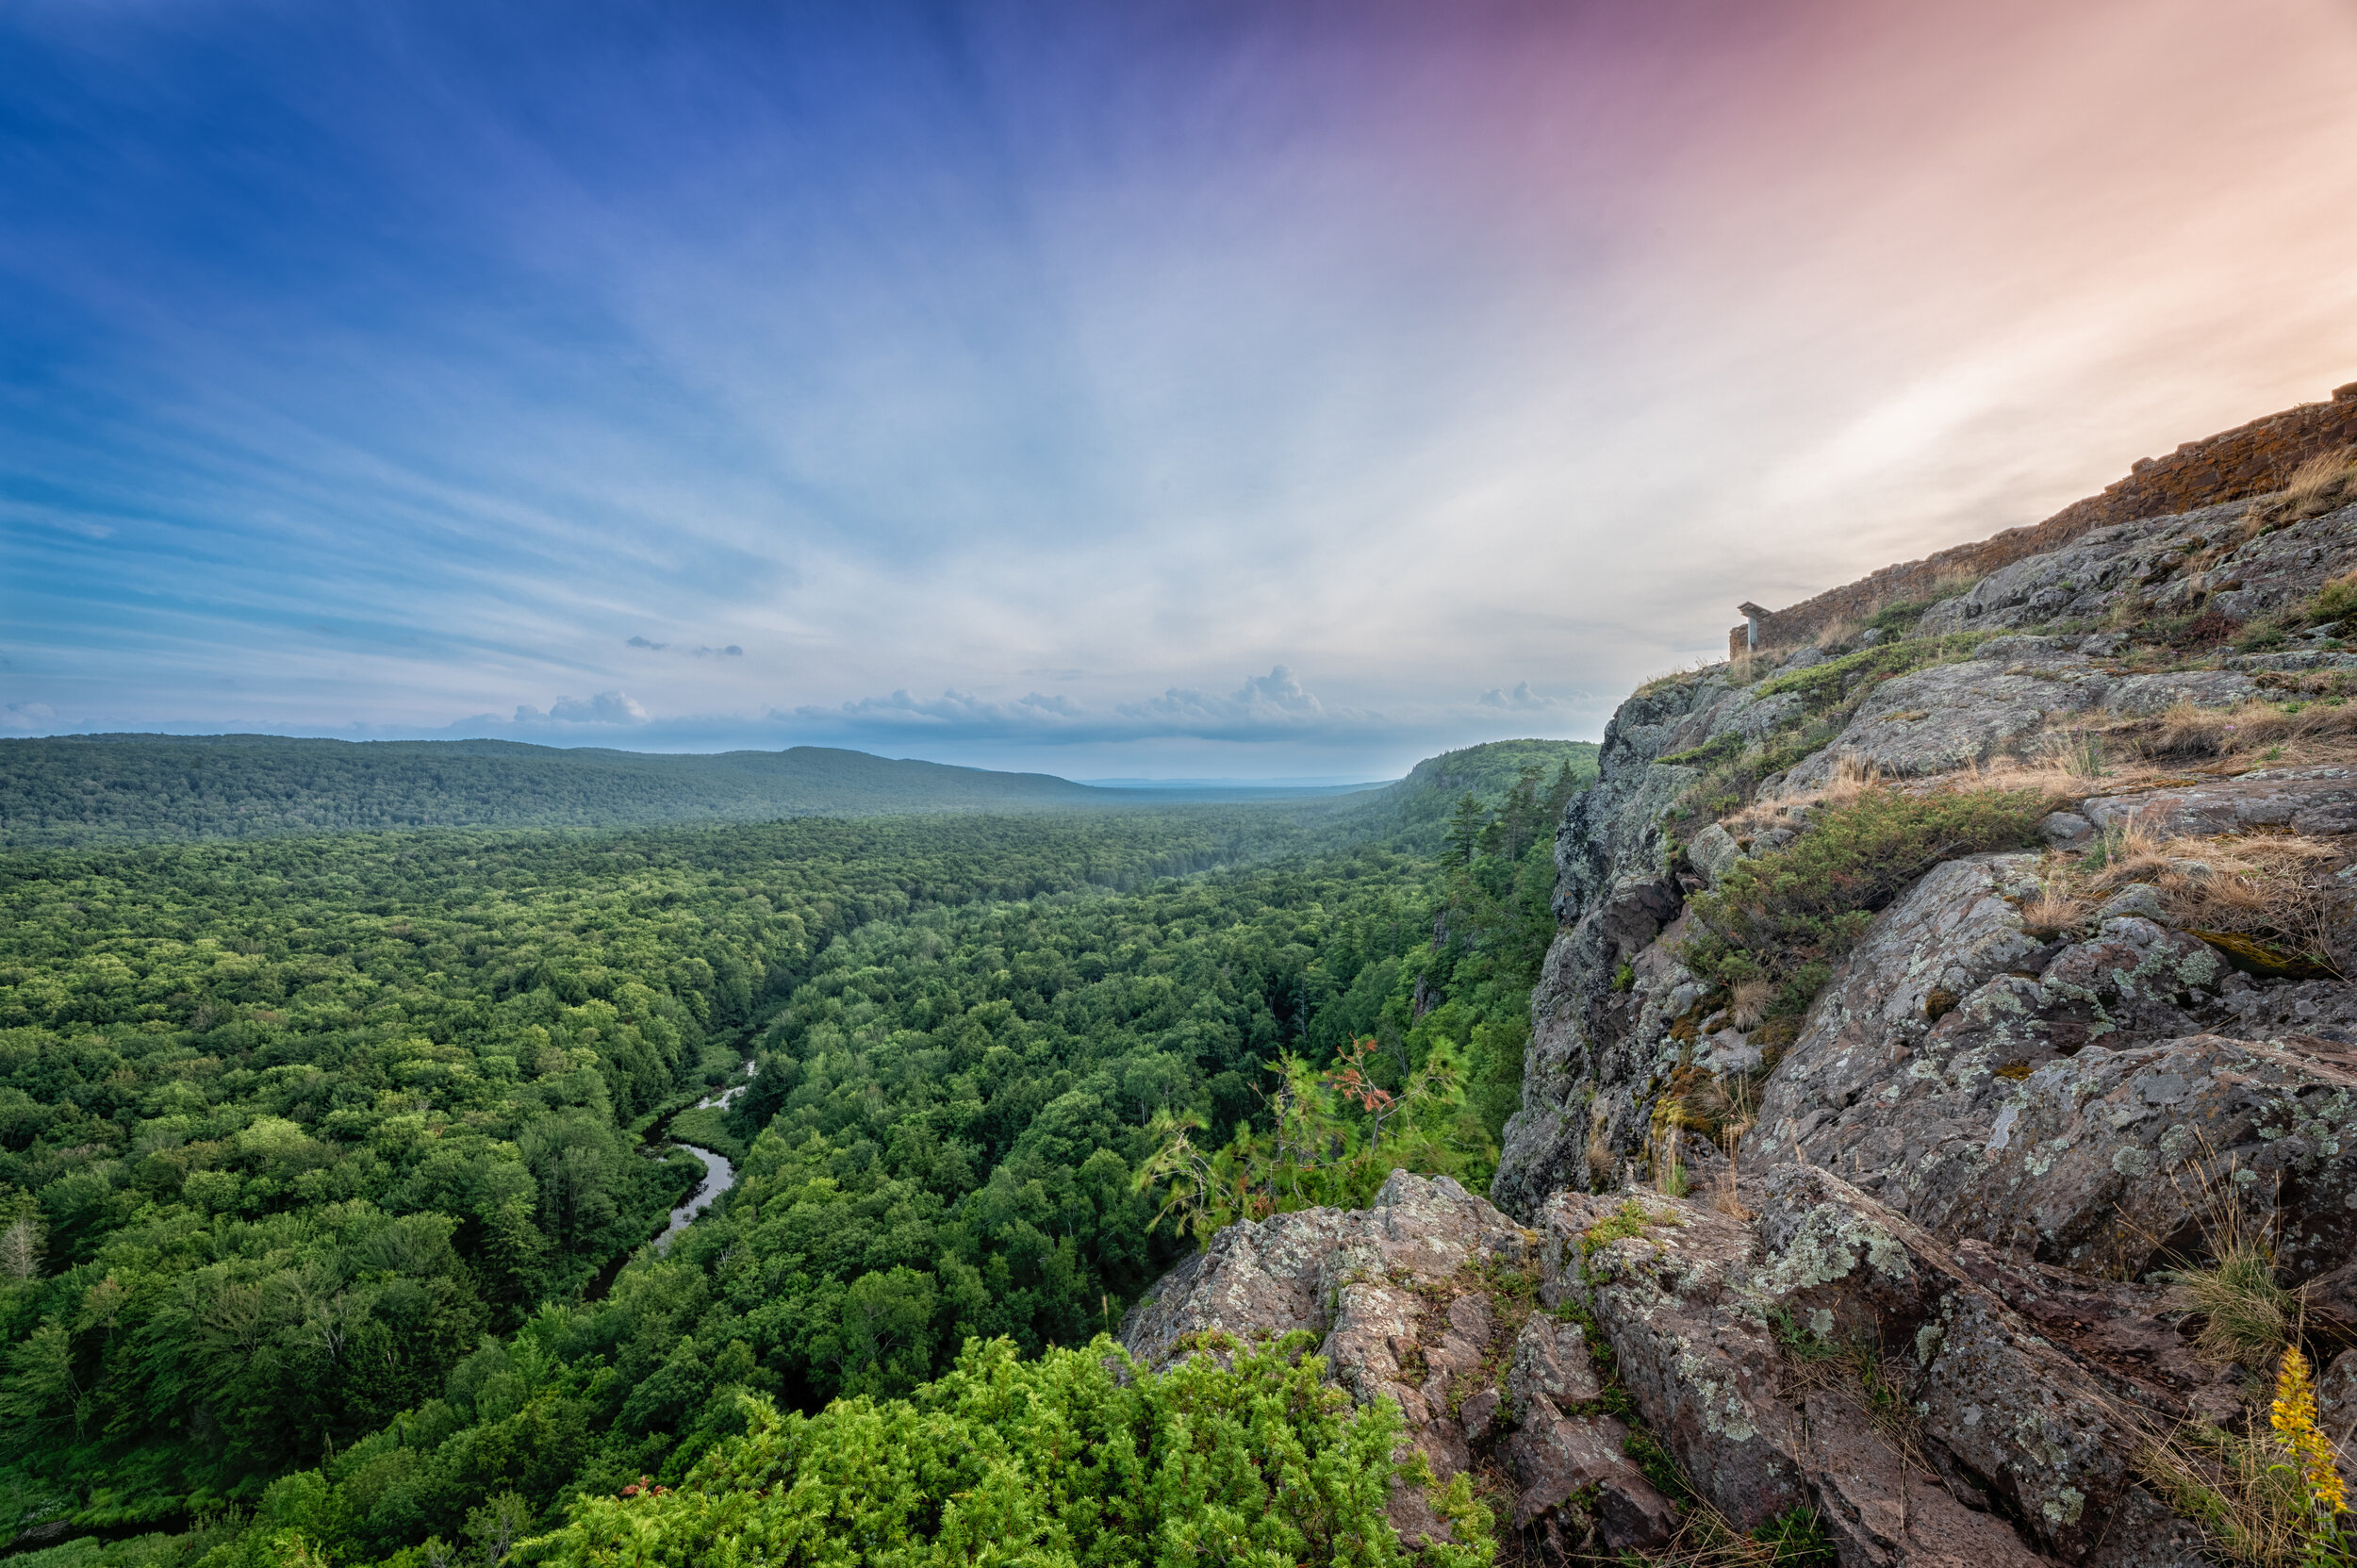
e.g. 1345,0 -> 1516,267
1753,633 -> 1990,711
2233,618 -> 2288,653
523,1333 -> 1494,1568
2293,569 -> 2357,629
1681,786 -> 2046,1027
1657,732 -> 1746,769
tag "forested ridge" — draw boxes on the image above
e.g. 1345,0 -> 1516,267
0,737 -> 1308,850
0,740 -> 1593,1568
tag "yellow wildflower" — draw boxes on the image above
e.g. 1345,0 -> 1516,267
2273,1345 -> 2347,1514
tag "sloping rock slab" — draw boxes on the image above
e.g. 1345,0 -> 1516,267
1800,1388 -> 2051,1568
1749,858 -> 2216,1205
1928,1033 -> 2357,1281
1945,1241 -> 2244,1425
2102,670 -> 2259,716
1782,660 -> 2114,784
2080,767 -> 2357,837
1538,1170 -> 2140,1562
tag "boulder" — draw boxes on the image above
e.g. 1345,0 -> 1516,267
1118,1171 -> 1731,1554
1748,857 -> 2242,1216
2041,810 -> 2095,847
1689,821 -> 1745,886
1503,1400 -> 1676,1545
2092,883 -> 2168,924
1536,1190 -> 1810,1529
2102,670 -> 2259,717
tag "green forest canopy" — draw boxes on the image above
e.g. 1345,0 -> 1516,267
0,738 -> 1593,1567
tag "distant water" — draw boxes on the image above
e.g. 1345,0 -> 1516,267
652,1061 -> 754,1253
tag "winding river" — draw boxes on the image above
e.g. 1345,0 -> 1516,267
652,1060 -> 753,1253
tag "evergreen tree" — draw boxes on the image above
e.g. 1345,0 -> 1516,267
1442,794 -> 1486,865
1545,754 -> 1585,818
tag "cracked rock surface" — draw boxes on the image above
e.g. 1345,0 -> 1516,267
1140,474 -> 2357,1566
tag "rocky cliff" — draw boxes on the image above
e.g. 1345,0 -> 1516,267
1124,419 -> 2357,1564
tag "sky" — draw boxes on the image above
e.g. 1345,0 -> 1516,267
6,0 -> 2357,781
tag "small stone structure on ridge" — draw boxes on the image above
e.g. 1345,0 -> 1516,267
1729,381 -> 2357,659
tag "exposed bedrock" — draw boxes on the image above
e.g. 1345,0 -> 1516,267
1143,465 -> 2357,1564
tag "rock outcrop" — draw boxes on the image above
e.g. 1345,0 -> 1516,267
1134,426 -> 2357,1566
1121,1171 -> 1679,1556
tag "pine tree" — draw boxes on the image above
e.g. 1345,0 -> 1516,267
1504,764 -> 1544,859
1443,793 -> 1486,865
1545,755 -> 1585,818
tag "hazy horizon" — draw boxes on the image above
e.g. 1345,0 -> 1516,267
7,0 -> 2356,777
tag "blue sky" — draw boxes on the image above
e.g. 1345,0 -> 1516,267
6,0 -> 2357,779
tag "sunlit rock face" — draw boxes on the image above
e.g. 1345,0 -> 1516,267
1461,468 -> 2357,1564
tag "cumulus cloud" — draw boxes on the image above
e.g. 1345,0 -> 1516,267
1234,666 -> 1321,714
1477,682 -> 1561,711
1121,666 -> 1327,726
2,701 -> 57,731
626,635 -> 668,649
516,690 -> 650,724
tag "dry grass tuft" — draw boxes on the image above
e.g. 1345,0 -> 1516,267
1585,1097 -> 1615,1188
1640,1497 -> 1835,1568
1825,753 -> 1880,802
2083,813 -> 2168,887
2146,833 -> 2342,968
2020,890 -> 2089,934
2140,1136 -> 2303,1366
1716,754 -> 1889,835
2240,449 -> 2357,538
1810,617 -> 1862,652
2028,816 -> 2346,972
2135,1415 -> 2316,1567
1728,979 -> 1772,1030
1710,1122 -> 1755,1222
2132,698 -> 2357,764
2276,448 -> 2357,520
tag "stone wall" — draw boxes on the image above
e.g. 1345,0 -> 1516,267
1729,381 -> 2357,658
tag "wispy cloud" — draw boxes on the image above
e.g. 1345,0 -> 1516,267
629,635 -> 742,657
5,1 -> 2355,775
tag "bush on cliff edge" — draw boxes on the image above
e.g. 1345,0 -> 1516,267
1680,785 -> 2048,1042
512,1333 -> 1494,1568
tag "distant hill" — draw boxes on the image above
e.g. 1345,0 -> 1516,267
0,735 -> 1129,848
1334,737 -> 1598,851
